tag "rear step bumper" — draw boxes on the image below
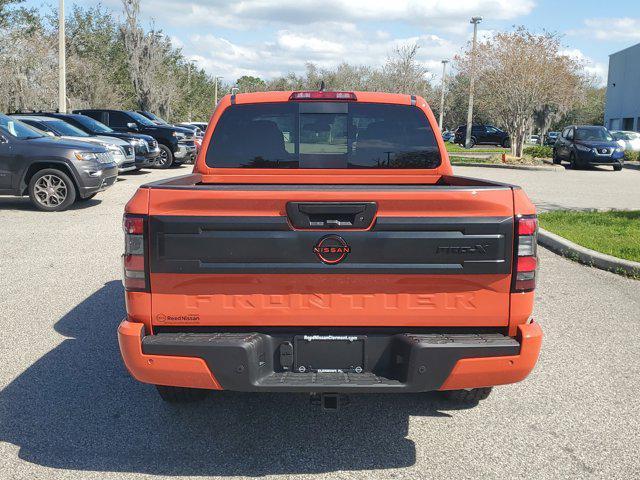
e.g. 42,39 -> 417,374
118,322 -> 542,393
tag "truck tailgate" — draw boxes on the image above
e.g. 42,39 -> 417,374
147,183 -> 515,328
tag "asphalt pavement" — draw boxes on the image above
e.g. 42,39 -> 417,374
1,166 -> 638,479
454,164 -> 640,211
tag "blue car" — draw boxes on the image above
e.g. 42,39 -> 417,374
553,125 -> 624,171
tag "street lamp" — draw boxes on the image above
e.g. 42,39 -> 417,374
58,0 -> 66,113
438,59 -> 449,131
214,76 -> 223,105
465,15 -> 482,149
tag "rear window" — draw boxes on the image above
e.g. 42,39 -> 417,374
205,102 -> 441,169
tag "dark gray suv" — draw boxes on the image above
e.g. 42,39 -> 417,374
0,114 -> 118,211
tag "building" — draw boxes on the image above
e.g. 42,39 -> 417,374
604,42 -> 640,132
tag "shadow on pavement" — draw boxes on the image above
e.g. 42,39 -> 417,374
0,281 -> 474,476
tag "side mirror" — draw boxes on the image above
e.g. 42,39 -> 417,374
127,122 -> 139,131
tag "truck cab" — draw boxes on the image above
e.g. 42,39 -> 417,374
118,91 -> 542,407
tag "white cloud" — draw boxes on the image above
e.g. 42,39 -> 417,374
135,0 -> 534,30
560,48 -> 607,86
583,17 -> 640,42
187,23 -> 461,82
88,0 -> 536,83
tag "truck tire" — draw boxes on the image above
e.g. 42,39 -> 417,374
28,168 -> 77,212
155,145 -> 174,169
155,385 -> 209,403
441,387 -> 492,404
552,149 -> 561,164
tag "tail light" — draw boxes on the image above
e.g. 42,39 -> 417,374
122,214 -> 149,292
513,214 -> 538,292
289,91 -> 357,101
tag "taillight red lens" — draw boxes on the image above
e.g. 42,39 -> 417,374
518,217 -> 538,236
122,214 -> 148,292
123,216 -> 144,235
517,256 -> 538,272
289,91 -> 357,101
513,214 -> 538,293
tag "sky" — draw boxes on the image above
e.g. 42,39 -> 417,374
28,0 -> 640,85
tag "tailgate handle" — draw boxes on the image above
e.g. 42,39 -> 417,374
286,202 -> 377,229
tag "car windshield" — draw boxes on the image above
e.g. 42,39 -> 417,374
127,111 -> 156,126
44,119 -> 89,137
73,115 -> 113,134
206,102 -> 441,169
574,127 -> 613,142
144,111 -> 168,124
0,115 -> 45,139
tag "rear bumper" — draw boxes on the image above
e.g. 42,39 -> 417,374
118,321 -> 542,393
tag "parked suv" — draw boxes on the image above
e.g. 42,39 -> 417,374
454,124 -> 511,148
0,114 -> 117,211
73,109 -> 196,168
137,111 -> 204,140
11,115 -> 136,174
18,112 -> 160,170
553,125 -> 624,170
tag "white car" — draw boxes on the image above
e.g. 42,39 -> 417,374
178,122 -> 207,137
12,115 -> 137,173
611,130 -> 640,152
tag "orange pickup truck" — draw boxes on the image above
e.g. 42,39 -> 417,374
118,90 -> 542,408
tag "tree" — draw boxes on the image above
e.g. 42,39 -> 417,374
65,5 -> 130,109
120,0 -> 179,113
0,3 -> 56,112
236,75 -> 266,93
455,27 -> 585,157
553,85 -> 605,129
265,44 -> 434,99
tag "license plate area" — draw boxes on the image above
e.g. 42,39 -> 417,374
294,335 -> 366,373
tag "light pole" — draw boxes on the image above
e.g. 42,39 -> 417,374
438,59 -> 449,131
465,16 -> 482,149
214,76 -> 222,105
58,0 -> 66,113
187,62 -> 193,122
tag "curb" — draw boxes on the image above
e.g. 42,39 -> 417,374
538,228 -> 640,277
451,162 -> 564,171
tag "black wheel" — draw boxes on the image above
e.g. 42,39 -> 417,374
569,152 -> 580,169
441,387 -> 492,404
552,149 -> 561,164
465,137 -> 476,149
613,163 -> 623,171
501,138 -> 511,148
155,385 -> 209,403
155,144 -> 174,169
77,193 -> 97,202
28,168 -> 76,212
